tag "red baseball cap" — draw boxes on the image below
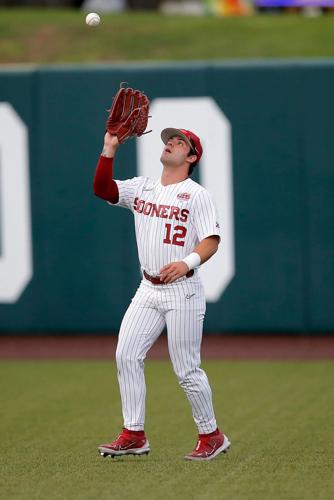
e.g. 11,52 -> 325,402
161,128 -> 203,163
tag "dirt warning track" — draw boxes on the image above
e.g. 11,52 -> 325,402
0,334 -> 333,360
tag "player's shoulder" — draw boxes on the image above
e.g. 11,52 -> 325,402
186,178 -> 212,198
129,176 -> 159,198
186,177 -> 203,191
128,175 -> 150,186
118,175 -> 151,189
137,176 -> 157,192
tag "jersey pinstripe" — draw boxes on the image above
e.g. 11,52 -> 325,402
106,173 -> 221,436
109,176 -> 220,275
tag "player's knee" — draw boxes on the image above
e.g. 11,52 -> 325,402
174,367 -> 193,386
115,349 -> 132,367
116,347 -> 142,369
174,366 -> 203,390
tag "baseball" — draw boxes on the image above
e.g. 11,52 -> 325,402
86,12 -> 101,27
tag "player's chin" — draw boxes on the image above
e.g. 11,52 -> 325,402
161,153 -> 178,167
160,152 -> 169,163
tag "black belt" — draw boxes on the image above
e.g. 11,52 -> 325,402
143,269 -> 194,285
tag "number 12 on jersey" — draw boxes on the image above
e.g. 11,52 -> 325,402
163,224 -> 187,247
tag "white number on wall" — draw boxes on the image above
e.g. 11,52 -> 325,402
0,103 -> 33,303
137,97 -> 235,302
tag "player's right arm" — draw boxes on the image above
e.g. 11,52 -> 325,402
100,131 -> 120,159
94,132 -> 148,210
93,133 -> 120,203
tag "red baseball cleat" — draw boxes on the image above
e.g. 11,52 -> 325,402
98,428 -> 150,458
185,430 -> 231,461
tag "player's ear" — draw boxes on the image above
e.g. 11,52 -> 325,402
187,154 -> 197,165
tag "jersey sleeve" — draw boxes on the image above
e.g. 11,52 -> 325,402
109,176 -> 147,211
192,189 -> 221,242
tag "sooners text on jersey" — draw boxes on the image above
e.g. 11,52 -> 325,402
133,197 -> 189,223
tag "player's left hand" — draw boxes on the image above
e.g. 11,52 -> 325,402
159,261 -> 189,284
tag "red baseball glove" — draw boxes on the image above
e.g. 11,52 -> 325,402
106,85 -> 151,143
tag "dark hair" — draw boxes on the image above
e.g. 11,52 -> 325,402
187,140 -> 198,176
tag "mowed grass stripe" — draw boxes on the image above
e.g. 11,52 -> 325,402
0,360 -> 333,499
1,9 -> 334,63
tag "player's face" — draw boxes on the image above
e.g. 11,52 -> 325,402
160,135 -> 194,166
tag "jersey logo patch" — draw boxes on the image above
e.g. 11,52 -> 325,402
177,192 -> 191,200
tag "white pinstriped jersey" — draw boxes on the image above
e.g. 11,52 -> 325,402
109,176 -> 220,276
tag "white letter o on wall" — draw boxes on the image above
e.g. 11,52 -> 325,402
137,97 -> 235,302
0,103 -> 33,303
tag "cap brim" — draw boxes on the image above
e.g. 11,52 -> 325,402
161,128 -> 193,151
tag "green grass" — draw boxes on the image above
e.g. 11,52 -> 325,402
0,360 -> 333,499
1,8 -> 334,63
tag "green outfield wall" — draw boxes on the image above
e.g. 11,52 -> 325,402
0,61 -> 333,333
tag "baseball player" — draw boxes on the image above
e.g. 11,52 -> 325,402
93,90 -> 230,461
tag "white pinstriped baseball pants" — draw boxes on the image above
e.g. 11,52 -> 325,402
115,277 -> 217,434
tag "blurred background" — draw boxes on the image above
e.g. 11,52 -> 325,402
2,0 -> 334,13
0,0 -> 334,335
2,0 -> 334,15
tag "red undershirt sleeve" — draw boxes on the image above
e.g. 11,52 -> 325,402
93,155 -> 119,204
